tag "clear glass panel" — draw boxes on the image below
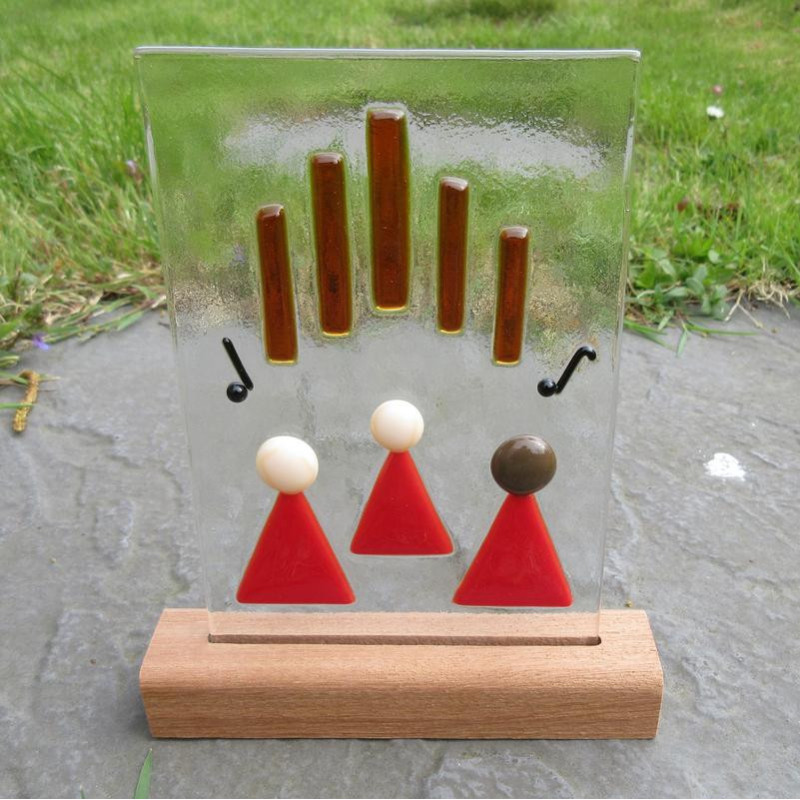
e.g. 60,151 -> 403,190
135,47 -> 640,643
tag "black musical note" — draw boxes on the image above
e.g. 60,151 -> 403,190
222,337 -> 254,403
537,345 -> 596,397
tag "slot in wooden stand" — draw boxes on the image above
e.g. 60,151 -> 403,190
140,609 -> 662,739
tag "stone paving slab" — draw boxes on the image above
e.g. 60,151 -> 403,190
1,310 -> 798,798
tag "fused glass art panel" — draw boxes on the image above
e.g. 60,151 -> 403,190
135,47 -> 640,642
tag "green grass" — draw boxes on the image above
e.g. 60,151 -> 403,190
78,749 -> 153,798
133,750 -> 153,799
0,0 -> 798,360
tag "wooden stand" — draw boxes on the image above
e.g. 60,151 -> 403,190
140,609 -> 662,739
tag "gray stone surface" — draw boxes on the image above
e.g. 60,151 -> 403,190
1,310 -> 799,798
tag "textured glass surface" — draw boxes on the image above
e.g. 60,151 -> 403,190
136,47 -> 640,641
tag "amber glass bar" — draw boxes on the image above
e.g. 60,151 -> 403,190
493,226 -> 530,365
367,109 -> 410,310
310,153 -> 352,336
256,204 -> 297,363
437,177 -> 469,333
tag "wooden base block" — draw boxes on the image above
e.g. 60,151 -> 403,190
140,609 -> 663,739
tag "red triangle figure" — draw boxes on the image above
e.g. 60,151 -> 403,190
453,434 -> 572,607
237,436 -> 354,604
351,400 -> 452,555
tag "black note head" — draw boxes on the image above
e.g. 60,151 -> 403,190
226,382 -> 249,403
537,378 -> 558,397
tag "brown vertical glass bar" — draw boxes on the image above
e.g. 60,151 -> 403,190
437,177 -> 469,333
310,153 -> 352,336
256,204 -> 297,363
493,226 -> 530,365
367,108 -> 410,310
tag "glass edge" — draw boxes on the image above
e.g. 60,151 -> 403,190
133,45 -> 641,62
137,40 -> 636,632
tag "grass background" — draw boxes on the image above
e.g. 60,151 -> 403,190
1,0 -> 798,361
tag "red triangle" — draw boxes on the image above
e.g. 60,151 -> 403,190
453,494 -> 572,607
351,451 -> 453,555
237,492 -> 354,604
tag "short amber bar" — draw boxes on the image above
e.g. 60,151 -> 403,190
437,177 -> 469,333
367,109 -> 410,310
493,226 -> 530,365
256,204 -> 297,363
310,153 -> 352,336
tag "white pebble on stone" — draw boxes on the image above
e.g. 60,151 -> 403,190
370,400 -> 424,452
704,452 -> 745,481
255,436 -> 319,494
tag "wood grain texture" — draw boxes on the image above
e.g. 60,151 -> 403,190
208,610 -> 599,645
141,609 -> 663,739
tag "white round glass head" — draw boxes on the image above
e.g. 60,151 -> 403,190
255,436 -> 319,494
370,400 -> 424,452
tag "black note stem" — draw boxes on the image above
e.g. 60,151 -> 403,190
538,345 -> 596,397
222,337 -> 254,390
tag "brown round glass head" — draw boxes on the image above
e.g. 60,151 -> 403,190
491,435 -> 557,495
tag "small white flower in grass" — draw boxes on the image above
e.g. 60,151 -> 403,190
707,105 -> 725,120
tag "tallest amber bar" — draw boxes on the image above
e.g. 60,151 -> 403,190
367,109 -> 410,310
